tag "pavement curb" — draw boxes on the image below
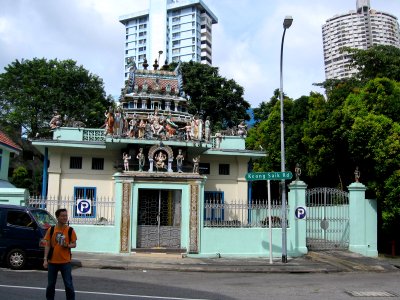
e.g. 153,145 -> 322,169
70,251 -> 400,274
306,251 -> 400,272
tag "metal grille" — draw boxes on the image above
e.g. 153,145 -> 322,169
137,189 -> 181,249
28,196 -> 115,225
306,187 -> 349,250
204,198 -> 287,228
83,129 -> 105,141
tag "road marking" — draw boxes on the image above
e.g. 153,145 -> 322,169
346,290 -> 398,297
0,284 -> 211,300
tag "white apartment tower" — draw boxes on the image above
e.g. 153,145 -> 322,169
119,0 -> 218,79
322,0 -> 400,79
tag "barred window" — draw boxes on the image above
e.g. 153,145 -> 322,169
91,158 -> 104,170
204,191 -> 224,221
74,187 -> 96,218
70,157 -> 82,169
219,164 -> 230,175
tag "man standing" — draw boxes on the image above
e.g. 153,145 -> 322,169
43,208 -> 77,300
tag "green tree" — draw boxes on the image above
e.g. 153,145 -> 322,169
0,58 -> 114,138
252,89 -> 280,123
171,61 -> 250,129
10,166 -> 31,190
247,92 -> 312,175
343,80 -> 400,231
343,45 -> 400,81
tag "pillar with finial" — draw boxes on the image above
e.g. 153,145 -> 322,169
162,59 -> 169,70
153,59 -> 159,70
143,56 -> 149,70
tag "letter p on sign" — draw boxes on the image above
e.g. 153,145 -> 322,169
295,207 -> 306,219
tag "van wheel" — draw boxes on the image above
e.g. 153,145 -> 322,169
6,248 -> 27,270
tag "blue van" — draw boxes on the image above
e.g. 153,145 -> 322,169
0,204 -> 57,269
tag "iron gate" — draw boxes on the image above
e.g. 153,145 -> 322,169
136,189 -> 181,249
306,187 -> 349,250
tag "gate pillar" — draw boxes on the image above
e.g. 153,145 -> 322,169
348,182 -> 378,257
288,180 -> 308,256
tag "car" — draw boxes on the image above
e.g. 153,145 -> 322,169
0,204 -> 57,269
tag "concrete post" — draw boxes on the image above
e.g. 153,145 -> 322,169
288,180 -> 308,256
348,182 -> 378,257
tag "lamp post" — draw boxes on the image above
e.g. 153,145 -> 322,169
279,15 -> 293,263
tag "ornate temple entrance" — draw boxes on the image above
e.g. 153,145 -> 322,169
136,189 -> 182,250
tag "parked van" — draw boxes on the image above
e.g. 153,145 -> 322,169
0,204 -> 57,269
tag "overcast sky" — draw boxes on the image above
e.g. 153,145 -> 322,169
1,0 -> 399,107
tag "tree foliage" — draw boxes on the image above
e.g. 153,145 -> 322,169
343,45 -> 400,81
170,61 -> 250,130
249,45 -> 400,233
10,166 -> 31,190
0,58 -> 114,138
252,89 -> 280,123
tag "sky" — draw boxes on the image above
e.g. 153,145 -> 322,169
1,0 -> 400,108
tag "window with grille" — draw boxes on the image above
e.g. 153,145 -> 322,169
219,164 -> 230,175
70,157 -> 82,169
91,158 -> 104,170
73,187 -> 96,218
204,191 -> 224,221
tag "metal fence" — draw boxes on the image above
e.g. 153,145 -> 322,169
28,196 -> 115,225
306,187 -> 349,250
204,199 -> 288,228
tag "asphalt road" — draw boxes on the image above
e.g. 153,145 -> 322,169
0,266 -> 399,300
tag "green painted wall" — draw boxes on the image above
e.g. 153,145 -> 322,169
348,182 -> 378,257
73,225 -> 121,253
195,180 -> 309,258
0,188 -> 29,206
0,149 -> 10,181
73,177 -> 123,254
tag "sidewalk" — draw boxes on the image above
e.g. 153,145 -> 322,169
71,250 -> 400,273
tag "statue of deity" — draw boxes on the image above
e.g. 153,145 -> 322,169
136,148 -> 145,171
176,149 -> 184,173
122,152 -> 131,171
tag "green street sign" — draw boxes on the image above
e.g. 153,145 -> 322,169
245,171 -> 293,181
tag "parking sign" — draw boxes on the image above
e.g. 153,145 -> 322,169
77,199 -> 92,215
295,206 -> 306,219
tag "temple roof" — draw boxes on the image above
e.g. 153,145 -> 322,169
0,130 -> 21,153
121,61 -> 184,99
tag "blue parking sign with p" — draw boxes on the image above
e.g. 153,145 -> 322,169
295,206 -> 306,219
77,199 -> 92,215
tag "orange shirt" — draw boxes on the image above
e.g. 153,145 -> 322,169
44,225 -> 77,264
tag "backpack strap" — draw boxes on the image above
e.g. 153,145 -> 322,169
47,226 -> 55,260
49,225 -> 55,246
67,226 -> 74,259
68,227 -> 73,241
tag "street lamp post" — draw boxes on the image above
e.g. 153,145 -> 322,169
279,16 -> 293,263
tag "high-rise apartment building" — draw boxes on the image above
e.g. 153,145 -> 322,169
119,0 -> 218,79
322,0 -> 400,79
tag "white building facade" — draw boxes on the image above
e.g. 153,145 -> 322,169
119,0 -> 218,80
322,0 -> 400,79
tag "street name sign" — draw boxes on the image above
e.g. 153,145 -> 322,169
245,171 -> 293,181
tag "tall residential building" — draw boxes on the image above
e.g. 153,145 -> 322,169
119,0 -> 218,79
322,0 -> 400,79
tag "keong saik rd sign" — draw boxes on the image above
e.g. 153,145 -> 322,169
245,171 -> 293,181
